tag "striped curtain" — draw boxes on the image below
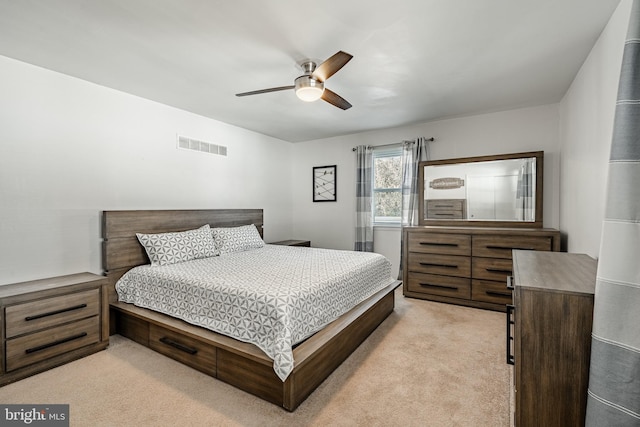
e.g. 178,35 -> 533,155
586,2 -> 640,425
354,145 -> 374,252
515,158 -> 535,221
397,137 -> 430,278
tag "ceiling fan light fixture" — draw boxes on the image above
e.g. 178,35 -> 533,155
295,76 -> 324,102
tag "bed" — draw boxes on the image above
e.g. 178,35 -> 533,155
102,209 -> 401,411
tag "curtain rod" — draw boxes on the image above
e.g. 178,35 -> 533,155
352,137 -> 434,151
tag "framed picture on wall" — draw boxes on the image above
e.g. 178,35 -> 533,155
313,165 -> 337,202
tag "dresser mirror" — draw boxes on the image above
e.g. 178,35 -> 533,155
418,151 -> 543,228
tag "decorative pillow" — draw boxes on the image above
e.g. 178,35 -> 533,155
211,224 -> 264,255
136,224 -> 217,266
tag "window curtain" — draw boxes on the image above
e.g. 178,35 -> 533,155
398,137 -> 430,278
354,145 -> 374,252
515,158 -> 535,221
586,2 -> 640,425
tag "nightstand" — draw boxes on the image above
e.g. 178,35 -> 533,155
0,272 -> 109,386
270,240 -> 311,247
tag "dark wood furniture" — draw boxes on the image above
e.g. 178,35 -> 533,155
0,273 -> 109,386
402,226 -> 560,311
103,209 -> 400,411
270,240 -> 311,247
508,250 -> 596,426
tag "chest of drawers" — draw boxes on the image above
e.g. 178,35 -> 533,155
402,227 -> 561,311
0,273 -> 109,385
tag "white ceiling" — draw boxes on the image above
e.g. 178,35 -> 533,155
0,0 -> 621,142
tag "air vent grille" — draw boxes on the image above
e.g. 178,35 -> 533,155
177,135 -> 227,157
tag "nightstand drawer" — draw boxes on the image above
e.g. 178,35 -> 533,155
150,324 -> 217,377
5,289 -> 100,338
6,316 -> 100,371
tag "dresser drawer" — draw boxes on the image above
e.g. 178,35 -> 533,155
408,273 -> 471,299
472,235 -> 552,259
408,253 -> 471,278
150,324 -> 217,377
408,233 -> 471,256
5,289 -> 100,338
6,316 -> 100,371
472,279 -> 513,305
472,257 -> 513,282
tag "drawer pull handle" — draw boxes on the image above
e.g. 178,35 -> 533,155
25,304 -> 88,321
159,337 -> 198,355
486,290 -> 512,298
25,332 -> 88,354
419,242 -> 459,247
486,245 -> 535,251
507,276 -> 515,290
485,268 -> 513,274
420,262 -> 459,269
433,213 -> 455,216
419,283 -> 458,291
506,304 -> 515,365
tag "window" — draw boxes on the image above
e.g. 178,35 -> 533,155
373,147 -> 402,225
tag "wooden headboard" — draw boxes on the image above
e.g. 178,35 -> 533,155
102,209 -> 263,302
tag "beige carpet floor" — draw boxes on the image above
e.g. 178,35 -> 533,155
0,289 -> 510,426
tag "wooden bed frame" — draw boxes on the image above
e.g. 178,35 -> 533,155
102,209 -> 400,411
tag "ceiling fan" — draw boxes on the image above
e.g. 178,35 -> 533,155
235,51 -> 353,110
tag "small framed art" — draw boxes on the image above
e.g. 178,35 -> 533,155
313,165 -> 337,202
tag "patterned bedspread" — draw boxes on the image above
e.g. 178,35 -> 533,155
115,244 -> 394,381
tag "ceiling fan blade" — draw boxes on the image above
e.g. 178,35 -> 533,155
312,51 -> 353,82
321,88 -> 352,110
235,85 -> 294,97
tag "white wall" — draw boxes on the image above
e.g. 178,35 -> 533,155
558,0 -> 632,258
292,104 -> 561,277
0,56 -> 293,286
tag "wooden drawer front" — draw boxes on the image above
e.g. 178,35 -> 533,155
472,279 -> 512,305
5,289 -> 100,338
426,210 -> 463,219
472,257 -> 513,282
6,316 -> 100,371
408,272 -> 471,299
149,324 -> 217,377
427,199 -> 464,211
408,253 -> 471,278
472,235 -> 552,259
408,233 -> 470,256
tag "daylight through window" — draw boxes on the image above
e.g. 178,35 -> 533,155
373,147 -> 402,225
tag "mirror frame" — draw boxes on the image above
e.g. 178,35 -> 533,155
418,151 -> 544,228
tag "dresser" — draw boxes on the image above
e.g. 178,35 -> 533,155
402,226 -> 560,311
508,251 -> 596,426
0,273 -> 109,386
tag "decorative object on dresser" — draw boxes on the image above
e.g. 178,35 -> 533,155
103,209 -> 399,411
0,273 -> 109,386
507,250 -> 596,427
402,227 -> 560,311
270,240 -> 311,247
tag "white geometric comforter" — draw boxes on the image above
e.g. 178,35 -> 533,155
115,244 -> 394,381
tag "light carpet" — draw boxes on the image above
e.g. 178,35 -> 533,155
0,288 -> 510,426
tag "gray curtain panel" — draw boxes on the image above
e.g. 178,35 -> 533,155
354,145 -> 374,252
515,158 -> 535,221
586,2 -> 640,425
397,137 -> 430,279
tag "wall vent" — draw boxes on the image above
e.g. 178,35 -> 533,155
177,135 -> 227,157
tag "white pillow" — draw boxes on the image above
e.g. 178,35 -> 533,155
211,224 -> 264,255
136,224 -> 217,266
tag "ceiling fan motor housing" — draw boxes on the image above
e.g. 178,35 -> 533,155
294,75 -> 324,102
